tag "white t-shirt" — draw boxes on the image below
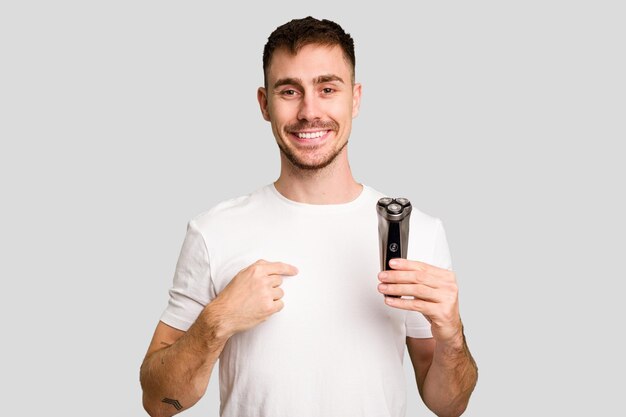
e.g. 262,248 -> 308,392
161,184 -> 453,417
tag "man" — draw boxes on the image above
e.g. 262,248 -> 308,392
140,17 -> 477,417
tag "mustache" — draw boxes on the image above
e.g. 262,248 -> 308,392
285,120 -> 339,132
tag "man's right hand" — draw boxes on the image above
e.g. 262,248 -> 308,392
210,259 -> 299,336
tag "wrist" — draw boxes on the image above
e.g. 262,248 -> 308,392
202,300 -> 236,341
432,321 -> 465,352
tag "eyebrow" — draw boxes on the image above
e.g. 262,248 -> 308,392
273,74 -> 345,89
316,74 -> 345,84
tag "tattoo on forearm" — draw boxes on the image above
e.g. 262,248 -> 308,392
162,398 -> 183,410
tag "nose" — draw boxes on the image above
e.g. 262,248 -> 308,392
297,93 -> 321,121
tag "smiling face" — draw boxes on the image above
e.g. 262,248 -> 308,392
258,44 -> 362,171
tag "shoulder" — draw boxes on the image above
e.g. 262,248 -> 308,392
188,185 -> 272,234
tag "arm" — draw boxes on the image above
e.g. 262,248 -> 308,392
378,258 -> 478,416
140,260 -> 298,417
407,331 -> 477,417
140,303 -> 231,417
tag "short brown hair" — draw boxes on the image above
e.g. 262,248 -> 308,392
262,17 -> 356,86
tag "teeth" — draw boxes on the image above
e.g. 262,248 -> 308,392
296,131 -> 327,139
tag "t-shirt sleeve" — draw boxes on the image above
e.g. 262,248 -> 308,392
405,218 -> 453,338
160,219 -> 217,331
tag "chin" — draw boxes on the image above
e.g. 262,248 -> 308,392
280,141 -> 348,171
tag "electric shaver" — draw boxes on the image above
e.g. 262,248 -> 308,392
377,197 -> 412,297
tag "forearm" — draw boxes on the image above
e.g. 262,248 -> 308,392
140,303 -> 232,417
422,329 -> 478,417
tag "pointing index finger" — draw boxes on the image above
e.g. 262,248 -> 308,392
264,262 -> 299,276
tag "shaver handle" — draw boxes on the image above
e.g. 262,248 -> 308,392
383,220 -> 403,298
383,221 -> 403,271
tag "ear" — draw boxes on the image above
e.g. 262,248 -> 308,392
257,87 -> 271,121
352,83 -> 362,118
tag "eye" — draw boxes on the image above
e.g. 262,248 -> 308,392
322,87 -> 335,94
281,89 -> 298,96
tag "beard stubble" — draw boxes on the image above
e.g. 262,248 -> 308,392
277,120 -> 346,171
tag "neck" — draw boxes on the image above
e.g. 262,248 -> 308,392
274,150 -> 362,205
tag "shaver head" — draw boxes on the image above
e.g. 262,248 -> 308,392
376,197 -> 412,221
377,197 -> 412,272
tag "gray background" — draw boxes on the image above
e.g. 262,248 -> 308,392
1,0 -> 624,416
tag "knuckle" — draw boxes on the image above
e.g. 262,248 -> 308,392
409,299 -> 422,311
413,270 -> 426,283
250,264 -> 264,276
413,284 -> 429,298
264,300 -> 275,313
447,283 -> 459,298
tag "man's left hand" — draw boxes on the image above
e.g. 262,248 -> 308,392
377,258 -> 463,345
